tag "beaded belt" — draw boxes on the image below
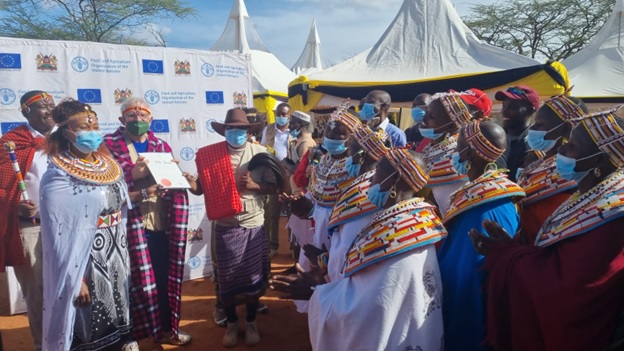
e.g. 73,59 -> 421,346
97,211 -> 122,229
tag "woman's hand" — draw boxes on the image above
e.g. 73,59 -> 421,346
269,263 -> 326,300
75,281 -> 91,306
240,171 -> 260,191
183,172 -> 198,192
303,244 -> 327,267
468,220 -> 513,256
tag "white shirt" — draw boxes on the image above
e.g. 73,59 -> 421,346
26,124 -> 48,218
260,125 -> 290,161
378,117 -> 390,131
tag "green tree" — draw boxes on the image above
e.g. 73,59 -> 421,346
463,0 -> 615,60
0,0 -> 197,46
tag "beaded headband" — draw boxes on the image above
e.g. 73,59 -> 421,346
385,148 -> 429,192
21,92 -> 54,111
329,99 -> 361,133
463,120 -> 505,162
572,105 -> 624,168
353,125 -> 390,161
544,94 -> 584,123
122,105 -> 151,116
432,92 -> 473,127
58,106 -> 96,127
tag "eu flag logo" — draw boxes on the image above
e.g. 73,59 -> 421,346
205,91 -> 224,104
1,122 -> 27,135
77,89 -> 102,103
151,119 -> 170,133
142,59 -> 164,74
0,53 -> 21,69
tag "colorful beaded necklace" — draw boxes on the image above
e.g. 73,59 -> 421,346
50,151 -> 123,185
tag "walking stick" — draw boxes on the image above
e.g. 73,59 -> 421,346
3,141 -> 36,223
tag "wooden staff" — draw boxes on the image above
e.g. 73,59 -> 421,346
4,141 -> 35,223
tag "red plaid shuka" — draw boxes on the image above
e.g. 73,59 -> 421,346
104,128 -> 189,340
195,141 -> 242,220
0,125 -> 42,271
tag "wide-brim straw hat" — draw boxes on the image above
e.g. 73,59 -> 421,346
212,108 -> 263,136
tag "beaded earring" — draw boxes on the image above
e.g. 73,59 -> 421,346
390,184 -> 397,199
594,167 -> 602,178
465,160 -> 472,171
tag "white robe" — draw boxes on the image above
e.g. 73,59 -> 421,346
308,246 -> 444,351
327,214 -> 375,283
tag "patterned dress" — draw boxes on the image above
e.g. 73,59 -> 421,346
40,151 -> 131,351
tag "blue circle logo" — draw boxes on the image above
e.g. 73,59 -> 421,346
180,147 -> 195,161
205,119 -> 217,133
144,90 -> 160,105
71,56 -> 89,72
0,88 -> 16,105
201,63 -> 215,77
187,256 -> 201,269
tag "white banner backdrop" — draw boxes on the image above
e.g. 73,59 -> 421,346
0,37 -> 253,314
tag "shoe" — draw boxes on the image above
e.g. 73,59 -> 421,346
269,249 -> 278,259
245,321 -> 260,346
257,302 -> 269,314
222,322 -> 239,348
155,330 -> 192,346
213,304 -> 227,327
121,341 -> 139,351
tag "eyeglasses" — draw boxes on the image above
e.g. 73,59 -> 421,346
507,87 -> 528,99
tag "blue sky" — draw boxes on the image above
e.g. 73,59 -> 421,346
158,0 -> 496,68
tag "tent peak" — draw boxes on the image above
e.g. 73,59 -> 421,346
210,0 -> 270,53
292,18 -> 332,74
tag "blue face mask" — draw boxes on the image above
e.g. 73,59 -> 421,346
555,152 -> 602,183
225,128 -> 248,147
367,171 -> 397,209
276,116 -> 289,126
451,148 -> 469,175
323,137 -> 347,155
411,107 -> 426,124
527,124 -> 563,152
419,126 -> 444,140
72,130 -> 103,154
515,167 -> 524,180
345,156 -> 361,178
290,128 -> 301,138
359,103 -> 378,121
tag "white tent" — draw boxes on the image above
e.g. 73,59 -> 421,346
289,0 -> 568,111
563,0 -> 624,102
211,0 -> 296,121
291,19 -> 332,75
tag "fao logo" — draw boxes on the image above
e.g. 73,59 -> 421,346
201,63 -> 215,77
0,88 -> 16,105
180,147 -> 195,161
187,256 -> 201,269
144,90 -> 160,105
71,56 -> 89,72
205,119 -> 217,133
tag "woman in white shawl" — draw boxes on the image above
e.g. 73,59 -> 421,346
271,149 -> 446,351
40,99 -> 157,351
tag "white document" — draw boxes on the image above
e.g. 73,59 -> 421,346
139,152 -> 191,189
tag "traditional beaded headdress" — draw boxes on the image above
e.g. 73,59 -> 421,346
572,105 -> 624,168
385,148 -> 429,192
432,91 -> 473,127
543,94 -> 584,123
21,92 -> 54,112
58,105 -> 96,127
463,120 -> 505,162
353,125 -> 390,161
328,99 -> 361,133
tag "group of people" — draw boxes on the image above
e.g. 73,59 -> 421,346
0,93 -> 192,351
268,86 -> 624,351
0,82 -> 623,351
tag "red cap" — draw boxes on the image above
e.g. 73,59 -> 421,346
460,88 -> 492,117
495,85 -> 540,110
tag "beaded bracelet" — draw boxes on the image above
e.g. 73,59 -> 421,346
141,188 -> 149,200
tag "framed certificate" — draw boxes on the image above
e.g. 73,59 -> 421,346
138,152 -> 191,189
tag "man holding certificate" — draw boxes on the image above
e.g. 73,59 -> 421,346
103,97 -> 192,346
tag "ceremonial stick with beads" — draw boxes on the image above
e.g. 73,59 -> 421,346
4,141 -> 35,223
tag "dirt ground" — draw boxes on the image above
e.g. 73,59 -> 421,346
0,218 -> 312,351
